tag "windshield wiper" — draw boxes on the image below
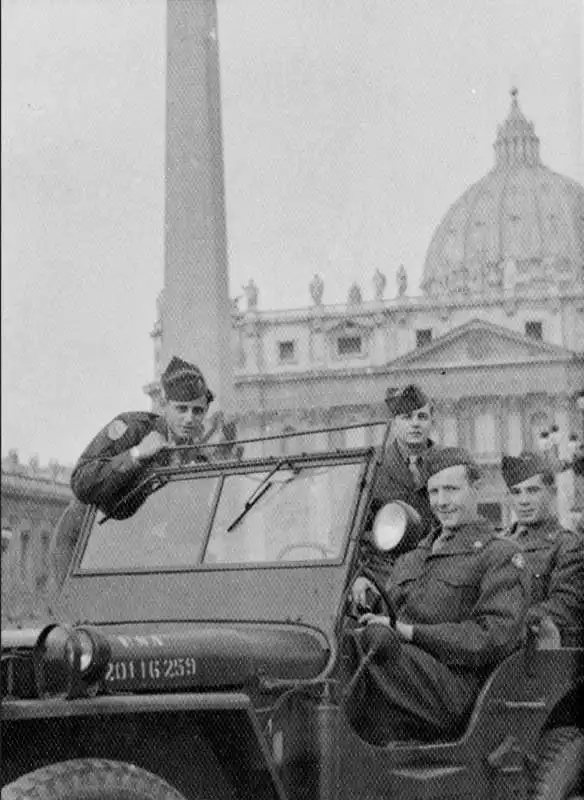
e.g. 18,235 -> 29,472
226,459 -> 300,532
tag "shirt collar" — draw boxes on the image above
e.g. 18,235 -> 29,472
394,438 -> 433,463
421,517 -> 493,550
510,517 -> 561,542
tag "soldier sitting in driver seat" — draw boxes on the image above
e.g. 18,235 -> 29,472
351,448 -> 530,744
500,452 -> 584,648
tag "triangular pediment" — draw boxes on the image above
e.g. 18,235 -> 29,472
386,318 -> 576,370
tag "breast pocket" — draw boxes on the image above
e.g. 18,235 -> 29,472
430,573 -> 479,621
388,560 -> 423,607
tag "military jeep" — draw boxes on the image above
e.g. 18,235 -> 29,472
2,426 -> 583,800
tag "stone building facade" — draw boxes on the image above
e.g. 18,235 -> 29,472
1,451 -> 72,624
148,90 -> 584,529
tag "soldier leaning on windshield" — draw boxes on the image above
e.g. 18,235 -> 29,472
49,358 -> 218,592
500,452 -> 584,647
70,356 -> 217,513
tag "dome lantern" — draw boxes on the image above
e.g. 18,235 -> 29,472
494,88 -> 541,168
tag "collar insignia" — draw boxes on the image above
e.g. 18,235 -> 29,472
511,552 -> 526,570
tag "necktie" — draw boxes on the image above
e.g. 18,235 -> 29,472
409,455 -> 423,487
432,531 -> 453,554
509,524 -> 528,541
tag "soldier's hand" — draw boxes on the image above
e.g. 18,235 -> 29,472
536,617 -> 561,650
525,608 -> 561,650
134,431 -> 169,462
201,411 -> 225,443
351,577 -> 379,609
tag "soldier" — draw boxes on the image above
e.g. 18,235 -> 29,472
51,357 -> 217,590
352,448 -> 530,744
70,356 -> 216,513
501,452 -> 584,646
352,384 -> 442,605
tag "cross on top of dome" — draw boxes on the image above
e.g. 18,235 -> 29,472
494,87 -> 541,168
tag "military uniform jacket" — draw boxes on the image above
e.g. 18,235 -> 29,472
503,519 -> 584,635
71,411 -> 175,512
360,439 -> 442,583
368,438 -> 441,537
388,519 -> 530,670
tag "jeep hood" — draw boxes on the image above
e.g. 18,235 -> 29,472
91,621 -> 329,692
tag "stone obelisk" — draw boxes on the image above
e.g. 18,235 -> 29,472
161,0 -> 234,412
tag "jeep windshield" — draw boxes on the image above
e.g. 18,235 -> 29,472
79,457 -> 365,572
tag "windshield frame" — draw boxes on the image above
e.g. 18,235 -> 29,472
73,448 -> 373,576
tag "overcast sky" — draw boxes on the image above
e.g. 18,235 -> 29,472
2,0 -> 583,466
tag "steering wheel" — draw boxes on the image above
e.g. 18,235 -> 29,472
276,541 -> 333,561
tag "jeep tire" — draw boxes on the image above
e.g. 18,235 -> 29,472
531,726 -> 584,800
1,759 -> 188,800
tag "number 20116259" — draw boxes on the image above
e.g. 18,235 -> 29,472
106,657 -> 197,682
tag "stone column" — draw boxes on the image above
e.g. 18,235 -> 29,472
455,400 -> 472,451
308,311 -> 326,364
507,397 -> 523,456
162,0 -> 234,412
495,397 -> 507,456
553,393 -> 573,459
519,398 -> 531,452
440,399 -> 458,446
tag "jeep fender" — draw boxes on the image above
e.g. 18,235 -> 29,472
2,693 -> 287,800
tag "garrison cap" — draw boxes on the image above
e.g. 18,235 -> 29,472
501,452 -> 553,488
426,447 -> 480,481
386,384 -> 430,416
161,356 -> 214,403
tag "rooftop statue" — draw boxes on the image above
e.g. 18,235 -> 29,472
397,264 -> 408,297
242,279 -> 259,311
373,268 -> 387,301
348,282 -> 362,306
309,273 -> 324,306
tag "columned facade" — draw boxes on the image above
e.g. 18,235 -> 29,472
149,90 -> 584,531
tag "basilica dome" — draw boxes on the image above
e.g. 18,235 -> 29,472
422,89 -> 584,298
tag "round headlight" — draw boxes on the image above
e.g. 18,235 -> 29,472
372,501 -> 422,552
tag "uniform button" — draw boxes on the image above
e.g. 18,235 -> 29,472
473,540 -> 483,549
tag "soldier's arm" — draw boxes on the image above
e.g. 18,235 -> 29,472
70,417 -> 153,508
533,534 -> 584,635
411,542 -> 531,669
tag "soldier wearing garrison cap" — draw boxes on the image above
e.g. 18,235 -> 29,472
51,358 -> 219,589
353,384 -> 443,607
350,447 -> 530,744
501,452 -> 584,646
70,356 -> 216,512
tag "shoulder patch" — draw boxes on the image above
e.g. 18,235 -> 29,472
108,419 -> 128,441
511,552 -> 526,570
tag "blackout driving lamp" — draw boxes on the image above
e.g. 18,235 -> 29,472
33,624 -> 111,699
